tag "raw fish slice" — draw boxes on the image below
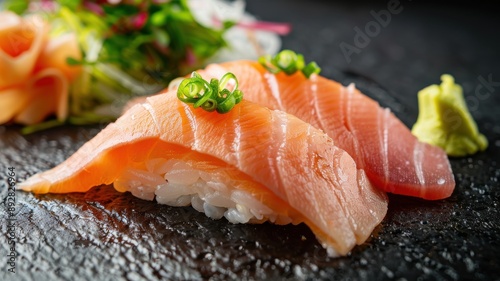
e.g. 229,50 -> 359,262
14,68 -> 69,124
0,12 -> 80,124
0,68 -> 69,125
34,33 -> 82,82
201,61 -> 455,200
0,12 -> 48,89
19,94 -> 387,256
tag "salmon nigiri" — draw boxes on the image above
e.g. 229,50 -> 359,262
196,60 -> 455,200
19,91 -> 388,257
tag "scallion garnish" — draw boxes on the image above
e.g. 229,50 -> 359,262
177,72 -> 243,114
302,61 -> 321,78
259,49 -> 321,78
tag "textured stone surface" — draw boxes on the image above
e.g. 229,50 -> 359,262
1,1 -> 499,280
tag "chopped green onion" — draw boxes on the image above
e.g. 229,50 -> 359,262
177,72 -> 243,113
259,49 -> 321,78
258,54 -> 280,74
274,50 -> 303,75
302,61 -> 321,78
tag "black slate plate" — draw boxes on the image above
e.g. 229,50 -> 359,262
1,1 -> 500,280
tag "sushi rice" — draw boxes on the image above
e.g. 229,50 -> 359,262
113,158 -> 340,256
113,158 -> 294,225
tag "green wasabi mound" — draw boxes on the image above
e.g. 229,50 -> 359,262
411,74 -> 488,157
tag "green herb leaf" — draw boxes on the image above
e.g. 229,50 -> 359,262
56,0 -> 82,11
5,0 -> 29,14
66,57 -> 99,66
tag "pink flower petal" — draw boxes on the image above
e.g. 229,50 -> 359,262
185,46 -> 196,66
83,1 -> 105,16
237,21 -> 292,35
132,11 -> 148,30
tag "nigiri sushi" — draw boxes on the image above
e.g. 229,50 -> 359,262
19,91 -> 388,257
194,60 -> 455,200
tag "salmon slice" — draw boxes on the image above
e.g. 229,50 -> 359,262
35,33 -> 82,82
0,12 -> 80,125
0,12 -> 48,89
19,93 -> 388,256
0,68 -> 69,125
198,61 -> 455,200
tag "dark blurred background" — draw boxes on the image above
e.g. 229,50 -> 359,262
247,0 -> 500,128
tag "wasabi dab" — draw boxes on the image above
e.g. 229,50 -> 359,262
412,74 -> 488,157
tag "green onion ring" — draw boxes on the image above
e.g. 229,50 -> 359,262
177,71 -> 244,113
259,49 -> 321,78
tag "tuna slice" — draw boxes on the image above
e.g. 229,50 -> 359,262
199,61 -> 455,200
